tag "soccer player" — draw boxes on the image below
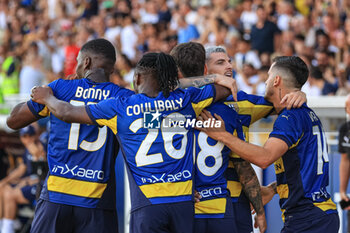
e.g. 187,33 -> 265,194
30,52 -> 238,233
198,56 -> 340,233
7,39 -> 133,233
170,42 -> 266,233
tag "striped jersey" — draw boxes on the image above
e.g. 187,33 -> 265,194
224,91 -> 273,203
194,102 -> 244,218
269,104 -> 337,219
86,85 -> 216,211
28,78 -> 133,209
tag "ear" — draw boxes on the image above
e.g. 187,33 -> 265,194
273,75 -> 282,87
204,64 -> 208,75
134,73 -> 142,86
177,70 -> 184,79
83,57 -> 92,70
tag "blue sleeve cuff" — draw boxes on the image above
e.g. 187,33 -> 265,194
26,101 -> 43,119
85,105 -> 99,126
269,133 -> 292,147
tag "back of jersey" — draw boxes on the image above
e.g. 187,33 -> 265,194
194,102 -> 244,218
224,91 -> 273,203
28,78 -> 133,209
87,85 -> 216,211
269,104 -> 337,216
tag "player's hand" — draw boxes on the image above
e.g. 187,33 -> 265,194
280,90 -> 306,109
254,212 -> 267,233
196,109 -> 227,142
215,74 -> 237,101
194,190 -> 201,203
31,85 -> 53,105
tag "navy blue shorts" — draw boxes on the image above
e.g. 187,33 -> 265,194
194,196 -> 237,233
30,199 -> 118,233
130,201 -> 193,233
232,201 -> 253,233
21,184 -> 37,204
282,206 -> 339,233
194,217 -> 237,233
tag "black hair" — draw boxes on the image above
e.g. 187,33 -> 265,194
135,52 -> 178,97
309,66 -> 323,80
81,38 -> 116,64
170,42 -> 205,77
272,56 -> 309,88
259,65 -> 270,72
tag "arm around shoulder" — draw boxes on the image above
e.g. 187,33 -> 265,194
7,102 -> 38,130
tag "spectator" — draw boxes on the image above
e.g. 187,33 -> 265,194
234,37 -> 261,71
240,0 -> 257,33
235,63 -> 259,94
250,5 -> 281,54
63,32 -> 80,78
116,53 -> 135,85
19,42 -> 45,95
120,13 -> 139,61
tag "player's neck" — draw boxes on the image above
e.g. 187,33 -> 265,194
272,88 -> 289,113
84,68 -> 109,83
139,87 -> 160,98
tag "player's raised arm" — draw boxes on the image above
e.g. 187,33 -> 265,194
7,102 -> 39,130
31,86 -> 93,125
178,74 -> 237,101
197,110 -> 288,169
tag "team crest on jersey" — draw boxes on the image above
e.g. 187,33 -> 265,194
143,111 -> 162,129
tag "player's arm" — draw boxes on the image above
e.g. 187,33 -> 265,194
178,74 -> 237,101
30,86 -> 93,124
6,102 -> 39,130
340,153 -> 350,203
233,159 -> 266,232
197,110 -> 288,168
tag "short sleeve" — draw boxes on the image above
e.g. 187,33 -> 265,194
227,91 -> 274,125
27,80 -> 60,118
187,84 -> 216,117
269,112 -> 302,148
86,97 -> 119,134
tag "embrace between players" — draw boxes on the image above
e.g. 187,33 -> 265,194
7,39 -> 339,233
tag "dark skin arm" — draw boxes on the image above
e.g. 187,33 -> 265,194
30,86 -> 93,125
178,74 -> 237,101
233,159 -> 266,232
6,102 -> 39,130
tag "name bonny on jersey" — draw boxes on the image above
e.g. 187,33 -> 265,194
52,164 -> 104,180
127,98 -> 184,116
75,86 -> 110,100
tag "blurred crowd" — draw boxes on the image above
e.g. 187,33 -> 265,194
0,0 -> 349,103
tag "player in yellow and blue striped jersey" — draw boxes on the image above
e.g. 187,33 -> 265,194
7,39 -> 133,233
205,46 -> 307,233
30,52 -> 238,233
199,56 -> 339,233
171,42 -> 267,233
